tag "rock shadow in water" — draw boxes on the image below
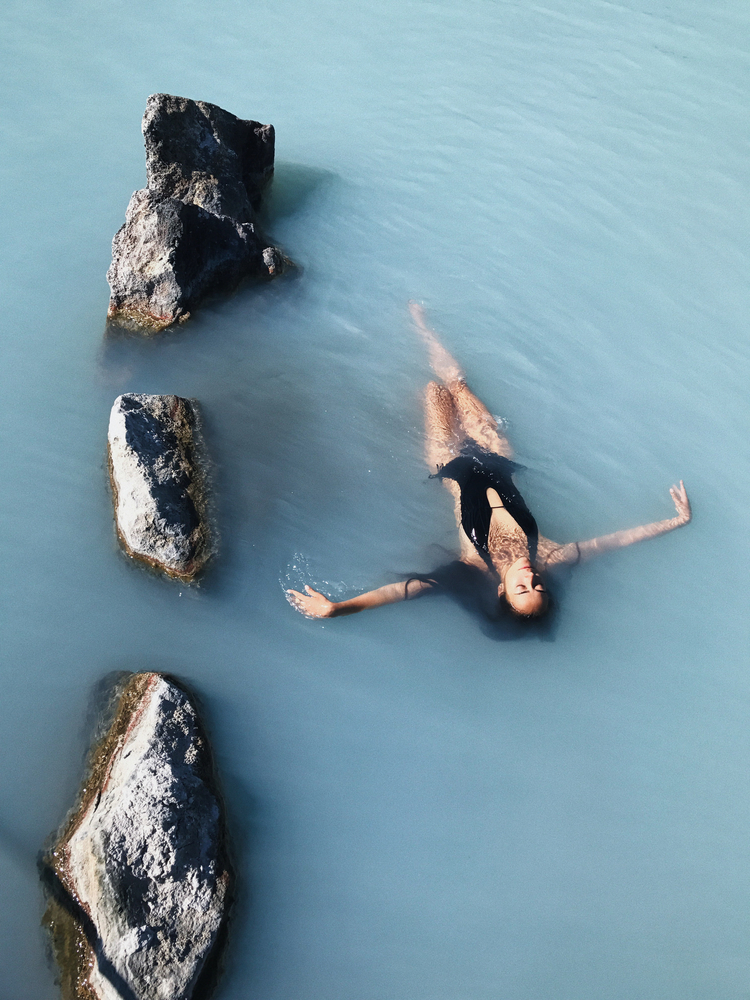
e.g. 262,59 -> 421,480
259,161 -> 339,224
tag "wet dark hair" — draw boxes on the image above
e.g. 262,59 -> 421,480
404,558 -> 556,640
490,582 -> 556,639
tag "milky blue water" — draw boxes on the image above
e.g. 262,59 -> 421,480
2,1 -> 750,997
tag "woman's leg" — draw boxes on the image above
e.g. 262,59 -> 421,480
424,380 -> 461,471
411,302 -> 465,384
424,380 -> 475,555
451,381 -> 513,458
411,302 -> 513,458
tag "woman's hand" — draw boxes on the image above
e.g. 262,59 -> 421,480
670,480 -> 691,524
286,585 -> 337,618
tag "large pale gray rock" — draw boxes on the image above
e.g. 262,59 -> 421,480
108,393 -> 211,581
43,672 -> 231,1000
107,93 -> 287,331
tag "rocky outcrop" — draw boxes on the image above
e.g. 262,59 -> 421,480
108,393 -> 211,581
107,93 -> 287,331
42,672 -> 231,1000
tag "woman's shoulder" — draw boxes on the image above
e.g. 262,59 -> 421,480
418,558 -> 491,588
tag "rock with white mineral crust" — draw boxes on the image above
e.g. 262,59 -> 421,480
43,672 -> 231,1000
107,393 -> 211,581
107,93 -> 287,331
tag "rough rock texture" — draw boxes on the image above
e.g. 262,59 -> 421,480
42,672 -> 231,1000
107,93 -> 286,331
108,393 -> 211,581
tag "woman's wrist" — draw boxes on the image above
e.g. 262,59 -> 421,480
330,599 -> 361,617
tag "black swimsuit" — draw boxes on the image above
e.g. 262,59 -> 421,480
431,446 -> 539,563
405,448 -> 540,618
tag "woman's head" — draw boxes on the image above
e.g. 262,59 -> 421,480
498,558 -> 549,618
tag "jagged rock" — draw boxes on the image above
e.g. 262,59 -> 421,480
107,93 -> 287,331
42,672 -> 231,1000
108,393 -> 211,581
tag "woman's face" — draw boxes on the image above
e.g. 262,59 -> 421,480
500,559 -> 548,616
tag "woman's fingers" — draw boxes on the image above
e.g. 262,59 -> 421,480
286,586 -> 332,618
287,588 -> 311,606
669,480 -> 690,521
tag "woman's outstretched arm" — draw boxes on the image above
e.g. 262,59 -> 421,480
576,481 -> 691,561
287,578 -> 434,618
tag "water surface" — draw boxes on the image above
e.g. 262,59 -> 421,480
2,2 -> 749,998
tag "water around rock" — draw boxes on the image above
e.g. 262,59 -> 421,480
107,94 -> 287,331
42,672 -> 231,1000
108,393 -> 211,582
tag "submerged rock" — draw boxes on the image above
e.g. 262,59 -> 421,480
108,393 -> 211,581
107,93 -> 287,331
42,672 -> 231,1000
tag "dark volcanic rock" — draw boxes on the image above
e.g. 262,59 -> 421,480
43,672 -> 231,1000
107,94 -> 287,331
108,393 -> 211,581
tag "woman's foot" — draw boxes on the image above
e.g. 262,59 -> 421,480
409,301 -> 464,384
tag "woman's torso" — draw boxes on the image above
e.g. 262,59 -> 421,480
432,448 -> 539,571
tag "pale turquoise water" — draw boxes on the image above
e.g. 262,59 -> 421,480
2,1 -> 750,997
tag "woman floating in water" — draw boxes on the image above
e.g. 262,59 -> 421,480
288,304 -> 691,621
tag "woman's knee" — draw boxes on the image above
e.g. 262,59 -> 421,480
427,380 -> 459,406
